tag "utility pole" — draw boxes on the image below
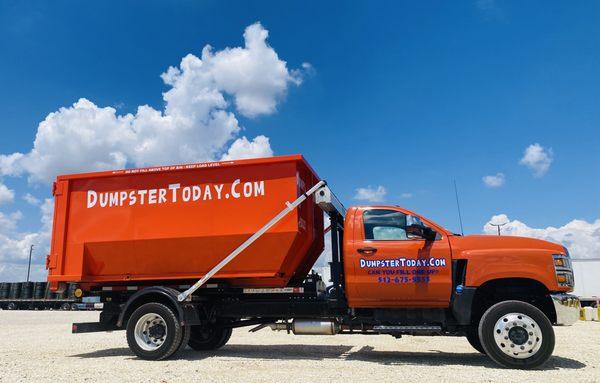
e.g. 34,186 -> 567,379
26,245 -> 34,282
490,222 -> 507,236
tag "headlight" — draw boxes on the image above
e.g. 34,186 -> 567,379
553,253 -> 574,288
556,272 -> 574,286
554,257 -> 569,268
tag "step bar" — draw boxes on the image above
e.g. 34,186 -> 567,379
373,325 -> 442,333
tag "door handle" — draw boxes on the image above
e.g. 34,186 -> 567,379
357,247 -> 378,255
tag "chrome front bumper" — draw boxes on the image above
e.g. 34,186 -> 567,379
550,293 -> 581,326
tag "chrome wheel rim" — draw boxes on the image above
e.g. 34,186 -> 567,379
134,313 -> 168,351
493,312 -> 542,359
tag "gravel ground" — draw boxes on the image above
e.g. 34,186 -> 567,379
0,311 -> 598,383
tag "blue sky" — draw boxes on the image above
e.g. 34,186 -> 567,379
1,1 -> 599,278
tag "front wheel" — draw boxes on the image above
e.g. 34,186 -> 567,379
466,326 -> 485,354
479,300 -> 555,369
188,325 -> 232,351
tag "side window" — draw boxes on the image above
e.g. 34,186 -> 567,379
363,209 -> 408,240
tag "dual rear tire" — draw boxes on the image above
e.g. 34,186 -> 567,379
188,325 -> 232,351
126,302 -> 231,360
466,300 -> 555,369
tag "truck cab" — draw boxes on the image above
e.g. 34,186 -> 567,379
342,205 -> 579,368
344,206 -> 574,309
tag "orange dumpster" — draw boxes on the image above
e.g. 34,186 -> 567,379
47,155 -> 324,289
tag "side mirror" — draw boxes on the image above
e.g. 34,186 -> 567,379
406,215 -> 437,241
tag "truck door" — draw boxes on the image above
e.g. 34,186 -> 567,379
345,208 -> 452,308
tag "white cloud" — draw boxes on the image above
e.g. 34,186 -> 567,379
520,143 -> 553,177
487,214 -> 510,226
483,214 -> 600,259
195,22 -> 303,118
0,199 -> 53,281
0,22 -> 306,184
482,172 -> 506,188
221,135 -> 274,161
0,263 -> 48,283
23,193 -> 41,206
354,185 -> 387,203
400,192 -> 413,199
0,153 -> 24,177
0,182 -> 15,205
0,211 -> 23,233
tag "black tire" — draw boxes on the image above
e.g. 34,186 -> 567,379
126,303 -> 184,360
466,326 -> 486,354
176,325 -> 191,355
188,325 -> 232,351
478,300 -> 555,369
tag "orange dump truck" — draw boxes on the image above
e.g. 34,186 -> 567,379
48,155 -> 579,369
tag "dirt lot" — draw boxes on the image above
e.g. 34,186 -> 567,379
0,311 -> 598,383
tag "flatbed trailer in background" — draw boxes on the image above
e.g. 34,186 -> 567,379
0,298 -> 79,311
0,281 -> 82,311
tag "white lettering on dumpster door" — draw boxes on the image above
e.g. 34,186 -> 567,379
87,190 -> 97,208
99,193 -> 108,207
193,186 -> 201,201
182,187 -> 191,202
214,184 -> 224,199
85,178 -> 267,209
243,182 -> 252,197
203,186 -> 212,200
128,191 -> 137,205
109,192 -> 119,207
231,179 -> 241,199
254,181 -> 265,196
138,190 -> 147,204
169,184 -> 180,202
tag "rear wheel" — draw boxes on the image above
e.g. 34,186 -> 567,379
479,300 -> 555,369
177,325 -> 191,353
188,325 -> 232,351
126,303 -> 184,360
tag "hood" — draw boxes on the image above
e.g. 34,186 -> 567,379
448,234 -> 565,255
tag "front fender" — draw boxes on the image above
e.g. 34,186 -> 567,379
460,249 -> 558,290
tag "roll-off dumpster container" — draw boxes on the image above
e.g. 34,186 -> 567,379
47,155 -> 324,289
